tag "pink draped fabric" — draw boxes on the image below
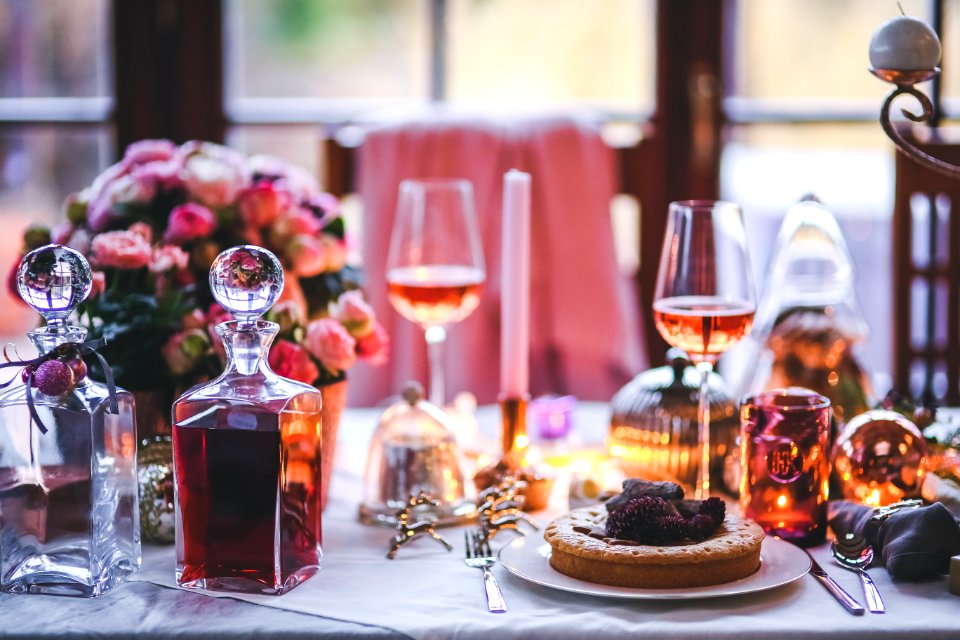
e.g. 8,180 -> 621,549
348,113 -> 646,406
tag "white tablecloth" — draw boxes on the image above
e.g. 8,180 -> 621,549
2,404 -> 959,639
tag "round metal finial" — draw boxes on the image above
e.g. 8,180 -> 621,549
17,244 -> 93,326
209,245 -> 284,324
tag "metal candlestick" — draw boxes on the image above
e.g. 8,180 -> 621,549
871,66 -> 960,179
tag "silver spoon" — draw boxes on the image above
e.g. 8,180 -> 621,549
831,533 -> 885,613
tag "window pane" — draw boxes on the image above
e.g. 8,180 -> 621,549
0,0 -> 110,98
0,125 -> 112,337
721,122 -> 893,380
732,0 -> 930,101
448,0 -> 654,112
226,0 -> 428,99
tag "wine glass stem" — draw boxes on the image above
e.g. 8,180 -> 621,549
695,360 -> 713,500
424,325 -> 447,407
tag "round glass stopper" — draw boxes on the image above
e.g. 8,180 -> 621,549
17,244 -> 93,326
209,245 -> 284,324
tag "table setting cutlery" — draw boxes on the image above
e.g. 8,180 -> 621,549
802,548 -> 865,616
831,533 -> 885,613
465,529 -> 507,613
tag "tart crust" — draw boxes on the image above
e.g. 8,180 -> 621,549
544,505 -> 764,588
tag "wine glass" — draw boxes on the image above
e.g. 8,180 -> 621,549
386,178 -> 486,407
653,200 -> 756,499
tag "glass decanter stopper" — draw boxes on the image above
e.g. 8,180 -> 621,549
0,244 -> 140,597
173,245 -> 323,595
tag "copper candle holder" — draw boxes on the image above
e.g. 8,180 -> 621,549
499,394 -> 530,468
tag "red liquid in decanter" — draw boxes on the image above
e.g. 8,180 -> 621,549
174,402 -> 322,594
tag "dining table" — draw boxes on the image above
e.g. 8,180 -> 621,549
0,401 -> 958,640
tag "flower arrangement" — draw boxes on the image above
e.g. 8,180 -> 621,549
15,139 -> 388,393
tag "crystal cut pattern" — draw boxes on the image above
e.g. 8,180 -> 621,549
0,245 -> 140,597
174,246 -> 323,595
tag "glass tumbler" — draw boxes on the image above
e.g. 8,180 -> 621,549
740,388 -> 831,547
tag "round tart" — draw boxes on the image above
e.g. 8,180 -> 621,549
544,505 -> 764,588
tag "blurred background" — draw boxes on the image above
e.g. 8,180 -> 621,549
0,0 -> 952,399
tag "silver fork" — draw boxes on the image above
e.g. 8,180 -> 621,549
464,530 -> 507,613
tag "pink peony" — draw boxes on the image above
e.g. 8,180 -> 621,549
149,245 -> 190,274
91,230 -> 152,270
268,339 -> 319,384
304,318 -> 357,372
164,203 -> 217,244
330,290 -> 375,337
90,271 -> 106,298
123,139 -> 178,166
180,141 -> 249,208
238,182 -> 291,228
246,155 -> 318,202
356,322 -> 389,366
287,234 -> 327,277
180,308 -> 207,331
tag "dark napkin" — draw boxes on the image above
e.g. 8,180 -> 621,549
829,500 -> 960,580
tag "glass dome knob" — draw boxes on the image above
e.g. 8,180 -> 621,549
17,244 -> 93,327
209,245 -> 284,325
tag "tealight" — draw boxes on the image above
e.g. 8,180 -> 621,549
869,15 -> 941,71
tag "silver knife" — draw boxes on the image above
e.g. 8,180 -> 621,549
805,550 -> 866,615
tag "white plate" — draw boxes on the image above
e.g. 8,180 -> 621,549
497,535 -> 810,600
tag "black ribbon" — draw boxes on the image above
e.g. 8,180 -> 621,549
0,337 -> 119,435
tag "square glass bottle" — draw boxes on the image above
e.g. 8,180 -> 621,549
0,245 -> 140,596
173,246 -> 323,595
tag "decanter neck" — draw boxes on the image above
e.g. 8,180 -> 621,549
217,320 -> 278,376
28,325 -> 88,356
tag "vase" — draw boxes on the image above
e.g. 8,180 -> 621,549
133,388 -> 176,543
319,379 -> 348,511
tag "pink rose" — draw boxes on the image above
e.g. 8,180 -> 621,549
180,308 -> 207,331
287,234 -> 326,277
90,271 -> 106,298
128,222 -> 153,243
269,208 -> 321,246
123,139 -> 178,166
268,339 -> 319,384
246,155 -> 319,201
64,228 -> 91,254
239,182 -> 291,228
131,157 -> 184,191
356,322 -> 389,366
88,173 -> 155,232
310,192 -> 341,222
90,230 -> 152,270
150,245 -> 190,274
161,329 -> 210,376
330,290 -> 375,337
269,300 -> 306,334
51,222 -> 74,245
320,235 -> 347,271
164,203 -> 217,244
180,141 -> 249,208
304,319 -> 357,372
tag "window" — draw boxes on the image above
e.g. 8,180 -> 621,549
0,0 -> 113,335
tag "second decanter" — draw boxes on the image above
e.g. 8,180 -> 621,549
173,246 -> 323,595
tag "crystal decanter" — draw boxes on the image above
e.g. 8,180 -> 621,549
0,245 -> 140,596
173,246 -> 323,595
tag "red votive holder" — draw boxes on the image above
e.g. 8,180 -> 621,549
740,388 -> 831,547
